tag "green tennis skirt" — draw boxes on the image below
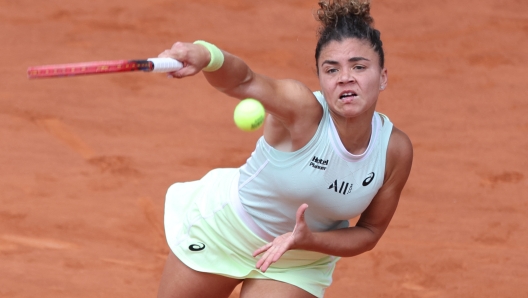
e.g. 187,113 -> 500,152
164,168 -> 339,297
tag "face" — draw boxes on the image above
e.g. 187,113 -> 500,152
317,38 -> 387,120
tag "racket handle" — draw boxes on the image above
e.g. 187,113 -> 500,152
147,58 -> 183,73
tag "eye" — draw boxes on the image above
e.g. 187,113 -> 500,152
326,68 -> 338,74
353,65 -> 366,71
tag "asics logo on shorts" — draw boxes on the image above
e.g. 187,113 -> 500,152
189,242 -> 206,251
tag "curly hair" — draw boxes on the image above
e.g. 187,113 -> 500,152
314,0 -> 384,71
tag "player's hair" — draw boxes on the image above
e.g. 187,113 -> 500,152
315,0 -> 384,72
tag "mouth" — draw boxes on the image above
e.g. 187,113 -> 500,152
339,91 -> 358,102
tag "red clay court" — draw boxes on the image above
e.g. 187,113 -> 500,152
1,0 -> 527,297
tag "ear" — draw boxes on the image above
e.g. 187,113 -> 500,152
379,68 -> 388,91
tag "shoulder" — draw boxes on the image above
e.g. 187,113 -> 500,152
262,82 -> 323,151
388,126 -> 413,160
383,125 -> 413,187
268,79 -> 322,123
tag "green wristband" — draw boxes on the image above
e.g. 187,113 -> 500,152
193,40 -> 225,72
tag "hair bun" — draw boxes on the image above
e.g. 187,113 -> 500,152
316,0 -> 373,27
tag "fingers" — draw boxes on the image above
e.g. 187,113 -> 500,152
295,203 -> 309,223
253,241 -> 281,272
166,70 -> 187,79
157,49 -> 173,59
157,42 -> 206,79
255,243 -> 287,273
255,249 -> 272,271
291,203 -> 309,236
252,242 -> 272,257
158,46 -> 185,79
252,204 -> 310,273
157,42 -> 185,59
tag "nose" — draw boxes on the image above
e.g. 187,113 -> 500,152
338,68 -> 355,84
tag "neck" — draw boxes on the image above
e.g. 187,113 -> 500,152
330,110 -> 375,155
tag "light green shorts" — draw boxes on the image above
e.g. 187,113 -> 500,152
164,168 -> 338,297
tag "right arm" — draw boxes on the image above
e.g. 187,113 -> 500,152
158,41 -> 322,150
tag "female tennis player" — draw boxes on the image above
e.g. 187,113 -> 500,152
157,0 -> 412,297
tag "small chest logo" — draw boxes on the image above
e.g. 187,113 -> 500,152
310,156 -> 328,170
328,180 -> 353,195
362,172 -> 375,186
188,242 -> 206,251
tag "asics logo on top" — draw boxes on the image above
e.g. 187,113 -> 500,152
362,172 -> 375,186
328,180 -> 353,195
309,156 -> 328,170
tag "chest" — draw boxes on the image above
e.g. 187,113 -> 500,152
263,145 -> 385,219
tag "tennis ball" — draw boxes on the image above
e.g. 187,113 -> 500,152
233,98 -> 265,131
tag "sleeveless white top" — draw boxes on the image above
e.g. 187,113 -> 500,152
237,91 -> 393,237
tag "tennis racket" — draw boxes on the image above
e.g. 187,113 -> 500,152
27,58 -> 183,79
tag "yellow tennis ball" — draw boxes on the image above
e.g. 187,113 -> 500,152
233,98 -> 265,131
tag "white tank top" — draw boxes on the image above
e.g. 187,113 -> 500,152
237,91 -> 393,237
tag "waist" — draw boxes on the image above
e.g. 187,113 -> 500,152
229,171 -> 275,242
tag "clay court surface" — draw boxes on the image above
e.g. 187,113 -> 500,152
1,0 -> 527,297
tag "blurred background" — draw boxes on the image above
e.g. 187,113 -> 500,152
1,0 -> 527,297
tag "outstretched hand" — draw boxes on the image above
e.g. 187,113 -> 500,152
253,204 -> 312,272
158,42 -> 210,78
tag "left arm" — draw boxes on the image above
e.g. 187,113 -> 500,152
254,127 -> 413,271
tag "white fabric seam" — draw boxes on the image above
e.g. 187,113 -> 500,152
239,159 -> 269,190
